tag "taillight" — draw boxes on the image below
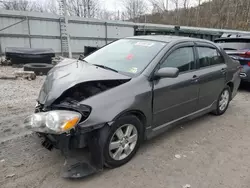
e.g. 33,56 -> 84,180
248,62 -> 250,66
239,51 -> 250,58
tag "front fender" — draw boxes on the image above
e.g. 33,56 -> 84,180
77,85 -> 152,132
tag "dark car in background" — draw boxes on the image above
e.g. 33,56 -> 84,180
214,35 -> 250,83
24,36 -> 241,178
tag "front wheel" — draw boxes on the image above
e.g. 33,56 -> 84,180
212,86 -> 231,116
103,115 -> 143,168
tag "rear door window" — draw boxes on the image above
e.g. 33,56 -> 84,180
197,47 -> 224,68
160,47 -> 195,73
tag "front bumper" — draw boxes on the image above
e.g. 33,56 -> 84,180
30,103 -> 111,178
37,132 -> 88,151
35,124 -> 109,179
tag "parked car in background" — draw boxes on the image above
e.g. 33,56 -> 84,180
24,36 -> 241,178
214,35 -> 250,84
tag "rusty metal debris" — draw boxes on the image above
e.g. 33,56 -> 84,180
14,71 -> 36,80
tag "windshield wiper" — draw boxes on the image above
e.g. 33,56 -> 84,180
93,64 -> 118,73
79,59 -> 89,63
78,54 -> 85,61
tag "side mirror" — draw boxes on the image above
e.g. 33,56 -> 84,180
155,67 -> 179,78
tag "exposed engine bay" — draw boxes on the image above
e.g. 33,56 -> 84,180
54,80 -> 128,105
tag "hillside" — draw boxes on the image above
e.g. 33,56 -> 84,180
139,0 -> 250,31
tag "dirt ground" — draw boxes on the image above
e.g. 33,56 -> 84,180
0,66 -> 45,142
0,66 -> 250,188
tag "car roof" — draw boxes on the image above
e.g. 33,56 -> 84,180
126,35 -> 211,43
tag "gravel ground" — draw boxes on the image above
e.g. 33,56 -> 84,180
0,66 -> 45,142
0,66 -> 250,188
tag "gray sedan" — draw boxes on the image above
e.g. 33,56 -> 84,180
24,36 -> 241,178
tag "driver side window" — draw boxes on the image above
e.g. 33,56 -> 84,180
160,47 -> 195,73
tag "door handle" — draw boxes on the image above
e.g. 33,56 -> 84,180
221,68 -> 226,74
191,75 -> 199,83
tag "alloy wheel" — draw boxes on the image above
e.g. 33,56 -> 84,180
219,89 -> 230,111
109,124 -> 138,161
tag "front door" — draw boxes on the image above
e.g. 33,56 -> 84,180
153,43 -> 199,128
194,43 -> 227,109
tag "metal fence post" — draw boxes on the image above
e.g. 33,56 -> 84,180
105,22 -> 108,45
27,16 -> 31,48
59,18 -> 63,56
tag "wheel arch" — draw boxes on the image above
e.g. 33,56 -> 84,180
113,110 -> 147,134
114,110 -> 146,125
226,81 -> 234,100
226,81 -> 234,92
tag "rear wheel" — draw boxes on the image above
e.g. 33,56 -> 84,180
212,86 -> 231,115
103,115 -> 143,168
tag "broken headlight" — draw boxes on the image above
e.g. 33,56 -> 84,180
24,110 -> 82,134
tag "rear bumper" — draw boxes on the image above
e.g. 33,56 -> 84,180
240,65 -> 250,83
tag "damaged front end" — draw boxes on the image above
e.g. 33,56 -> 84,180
25,94 -> 106,178
24,59 -> 131,178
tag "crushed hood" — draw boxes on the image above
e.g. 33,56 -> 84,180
38,58 -> 131,106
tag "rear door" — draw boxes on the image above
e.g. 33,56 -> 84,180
195,42 -> 227,109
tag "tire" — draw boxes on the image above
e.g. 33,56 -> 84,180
212,86 -> 231,116
103,115 -> 143,168
23,63 -> 54,75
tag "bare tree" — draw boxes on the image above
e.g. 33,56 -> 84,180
182,0 -> 189,9
122,0 -> 147,21
66,0 -> 99,18
195,0 -> 202,26
246,0 -> 250,27
97,9 -> 122,20
170,0 -> 179,24
150,0 -> 168,13
212,0 -> 228,28
44,0 -> 59,14
181,0 -> 189,25
98,10 -> 114,20
171,0 -> 179,10
0,0 -> 59,14
0,0 -> 31,11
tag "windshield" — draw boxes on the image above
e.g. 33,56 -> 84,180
215,38 -> 250,50
84,39 -> 166,75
